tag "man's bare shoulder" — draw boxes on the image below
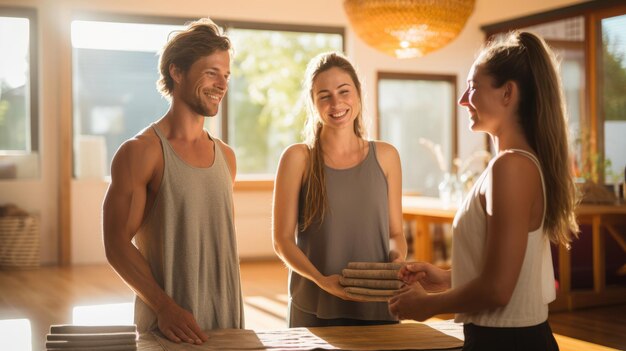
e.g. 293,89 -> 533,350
211,136 -> 237,180
122,127 -> 160,152
111,127 -> 162,176
212,137 -> 235,160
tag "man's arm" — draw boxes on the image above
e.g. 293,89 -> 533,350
102,136 -> 207,344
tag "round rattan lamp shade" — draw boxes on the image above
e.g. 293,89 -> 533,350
344,0 -> 475,58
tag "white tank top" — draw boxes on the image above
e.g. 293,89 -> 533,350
451,149 -> 556,327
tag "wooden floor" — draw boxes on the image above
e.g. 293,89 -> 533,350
0,260 -> 624,351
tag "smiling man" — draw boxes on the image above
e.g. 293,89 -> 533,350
102,18 -> 243,345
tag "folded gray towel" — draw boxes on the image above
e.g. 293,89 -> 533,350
47,332 -> 137,342
344,286 -> 397,296
46,344 -> 137,351
49,325 -> 137,335
342,268 -> 399,280
340,277 -> 403,289
345,292 -> 392,302
46,339 -> 136,349
347,262 -> 404,270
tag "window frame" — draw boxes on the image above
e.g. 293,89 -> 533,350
217,20 -> 345,145
481,0 -> 626,184
63,12 -> 346,264
376,71 -> 459,194
69,14 -> 197,181
68,12 -> 345,186
220,20 -> 344,186
0,6 -> 39,154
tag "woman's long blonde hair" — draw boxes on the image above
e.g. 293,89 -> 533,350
478,31 -> 579,245
300,52 -> 367,231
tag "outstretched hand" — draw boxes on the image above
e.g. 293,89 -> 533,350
388,283 -> 433,321
398,262 -> 450,292
157,301 -> 209,344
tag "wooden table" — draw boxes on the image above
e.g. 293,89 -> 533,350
137,321 -> 464,350
401,195 -> 626,311
402,196 -> 457,264
554,203 -> 626,311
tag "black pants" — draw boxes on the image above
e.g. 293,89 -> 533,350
463,321 -> 559,351
288,303 -> 398,328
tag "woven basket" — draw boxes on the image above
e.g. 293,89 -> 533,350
0,216 -> 40,269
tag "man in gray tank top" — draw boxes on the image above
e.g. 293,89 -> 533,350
102,18 -> 243,345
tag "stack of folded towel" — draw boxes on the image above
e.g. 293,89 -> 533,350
46,325 -> 138,351
340,262 -> 404,302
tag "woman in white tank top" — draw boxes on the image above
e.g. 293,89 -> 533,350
389,31 -> 579,351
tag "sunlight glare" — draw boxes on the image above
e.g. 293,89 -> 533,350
71,20 -> 183,52
275,294 -> 289,303
0,17 -> 29,88
72,302 -> 134,325
0,318 -> 32,351
243,304 -> 287,330
245,296 -> 288,319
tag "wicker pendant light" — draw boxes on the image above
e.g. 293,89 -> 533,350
343,0 -> 475,59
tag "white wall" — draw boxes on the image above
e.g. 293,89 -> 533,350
0,0 -> 586,265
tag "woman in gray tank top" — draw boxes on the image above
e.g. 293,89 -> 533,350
272,52 -> 407,327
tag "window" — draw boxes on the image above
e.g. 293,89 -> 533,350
377,73 -> 457,196
71,16 -> 343,180
71,19 -> 189,179
600,14 -> 626,184
0,7 -> 38,179
226,26 -> 343,176
521,17 -> 587,177
482,1 -> 626,186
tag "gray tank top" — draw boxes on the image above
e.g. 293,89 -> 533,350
133,124 -> 244,332
290,141 -> 394,320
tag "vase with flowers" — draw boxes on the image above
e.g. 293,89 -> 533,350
419,138 -> 492,208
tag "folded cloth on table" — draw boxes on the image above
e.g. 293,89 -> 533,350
49,325 -> 137,335
46,324 -> 138,351
46,339 -> 137,349
342,268 -> 399,280
46,344 -> 137,351
339,277 -> 403,289
347,262 -> 404,270
47,332 -> 137,342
